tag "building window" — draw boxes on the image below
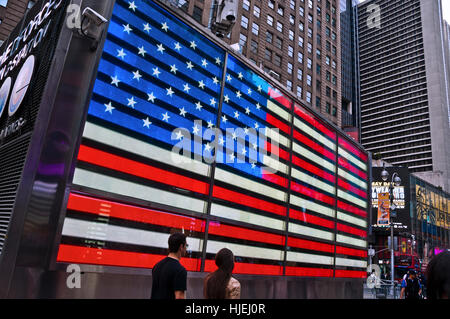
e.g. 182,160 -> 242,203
298,52 -> 303,64
316,97 -> 321,108
308,0 -> 313,9
267,15 -> 274,26
307,42 -> 312,53
28,0 -> 36,9
289,29 -> 295,41
308,14 -> 313,24
265,48 -> 272,61
299,6 -> 304,17
254,5 -> 261,18
299,22 -> 304,32
308,27 -> 313,38
326,55 -> 330,65
241,15 -> 249,29
274,54 -> 282,67
275,36 -> 283,49
287,80 -> 293,91
239,33 -> 247,49
243,0 -> 250,11
288,45 -> 294,57
332,106 -> 337,117
332,75 -> 337,85
193,6 -> 203,23
266,31 -> 273,43
290,14 -> 295,25
326,71 -> 331,81
278,5 -> 284,16
268,0 -> 275,9
307,74 -> 312,86
290,0 -> 296,10
251,40 -> 258,54
307,58 -> 312,69
287,62 -> 293,74
297,68 -> 303,80
297,86 -> 303,98
306,91 -> 312,103
0,0 -> 8,7
326,102 -> 331,113
331,31 -> 337,41
326,86 -> 331,97
298,36 -> 304,47
316,49 -> 321,59
252,22 -> 259,35
316,63 -> 321,74
277,21 -> 283,33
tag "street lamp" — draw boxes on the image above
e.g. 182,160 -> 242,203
381,164 -> 401,298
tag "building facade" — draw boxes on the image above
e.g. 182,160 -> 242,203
357,0 -> 450,192
0,0 -> 35,46
164,0 -> 344,127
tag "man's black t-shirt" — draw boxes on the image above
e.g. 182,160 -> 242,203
151,257 -> 187,299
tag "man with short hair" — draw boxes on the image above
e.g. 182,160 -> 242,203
400,269 -> 422,299
151,232 -> 188,299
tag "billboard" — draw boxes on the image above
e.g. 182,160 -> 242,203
371,167 -> 410,232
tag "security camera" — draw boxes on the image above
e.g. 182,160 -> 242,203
82,7 -> 108,27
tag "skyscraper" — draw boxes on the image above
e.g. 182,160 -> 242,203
357,0 -> 450,192
163,0 -> 344,127
0,0 -> 35,45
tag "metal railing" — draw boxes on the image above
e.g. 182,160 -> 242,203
363,283 -> 402,299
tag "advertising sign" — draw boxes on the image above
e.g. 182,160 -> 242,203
377,192 -> 390,226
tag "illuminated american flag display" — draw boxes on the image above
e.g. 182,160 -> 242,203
57,0 -> 369,278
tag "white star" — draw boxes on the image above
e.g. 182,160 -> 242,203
219,136 -> 225,145
183,83 -> 191,92
252,143 -> 258,150
156,43 -> 165,54
241,148 -> 247,155
143,23 -> 151,33
231,132 -> 237,140
238,72 -> 243,79
195,101 -> 203,111
143,117 -> 152,128
128,1 -> 137,11
215,57 -> 222,65
104,102 -> 115,114
198,80 -> 205,89
174,42 -> 182,51
117,48 -> 126,59
127,96 -> 137,108
147,92 -> 156,103
162,112 -> 170,122
132,70 -> 142,81
175,130 -> 184,140
257,85 -> 262,92
186,61 -> 194,70
229,153 -> 235,161
179,107 -> 187,117
247,88 -> 252,95
244,127 -> 249,135
226,74 -> 232,82
251,162 -> 256,169
256,103 -> 261,110
123,24 -> 132,34
245,107 -> 251,114
192,124 -> 200,135
110,75 -> 120,87
152,67 -> 161,77
205,143 -> 212,152
190,40 -> 197,50
224,95 -> 230,103
212,77 -> 219,85
234,111 -> 240,119
166,87 -> 174,97
161,22 -> 169,32
207,120 -> 214,129
170,64 -> 178,74
210,98 -> 216,106
222,115 -> 228,123
138,46 -> 147,57
254,122 -> 259,129
201,59 -> 208,68
236,90 -> 242,99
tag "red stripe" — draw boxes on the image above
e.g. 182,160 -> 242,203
292,154 -> 336,183
337,223 -> 367,238
338,137 -> 368,161
57,244 -> 201,271
337,200 -> 367,218
262,171 -> 288,188
268,87 -> 292,109
208,221 -> 286,246
285,266 -> 333,277
290,181 -> 335,206
287,236 -> 335,253
335,270 -> 367,278
266,113 -> 290,135
294,103 -> 336,140
204,260 -> 283,275
289,208 -> 335,229
338,178 -> 367,199
336,246 -> 368,258
293,130 -> 336,162
67,193 -> 205,232
338,156 -> 367,180
266,142 -> 290,161
213,186 -> 287,217
77,145 -> 209,195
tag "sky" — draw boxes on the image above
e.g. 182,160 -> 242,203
359,0 -> 450,23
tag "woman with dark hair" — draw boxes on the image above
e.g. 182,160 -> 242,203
426,251 -> 450,299
204,248 -> 241,299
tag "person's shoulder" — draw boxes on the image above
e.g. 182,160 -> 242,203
229,276 -> 241,288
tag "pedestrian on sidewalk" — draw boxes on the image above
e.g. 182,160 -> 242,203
400,269 -> 422,299
204,248 -> 240,299
426,251 -> 450,299
151,232 -> 188,299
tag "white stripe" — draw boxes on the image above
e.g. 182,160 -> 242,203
338,168 -> 367,190
73,168 -> 207,213
262,155 -> 288,174
291,167 -> 335,194
214,168 -> 287,202
337,189 -> 367,209
289,194 -> 335,218
294,117 -> 336,151
338,147 -> 367,171
207,240 -> 284,261
337,211 -> 367,228
286,251 -> 334,265
335,257 -> 367,269
83,121 -> 210,176
267,100 -> 291,122
210,203 -> 285,231
288,222 -> 335,241
265,127 -> 290,149
336,234 -> 367,248
292,141 -> 336,172
62,217 -> 204,251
